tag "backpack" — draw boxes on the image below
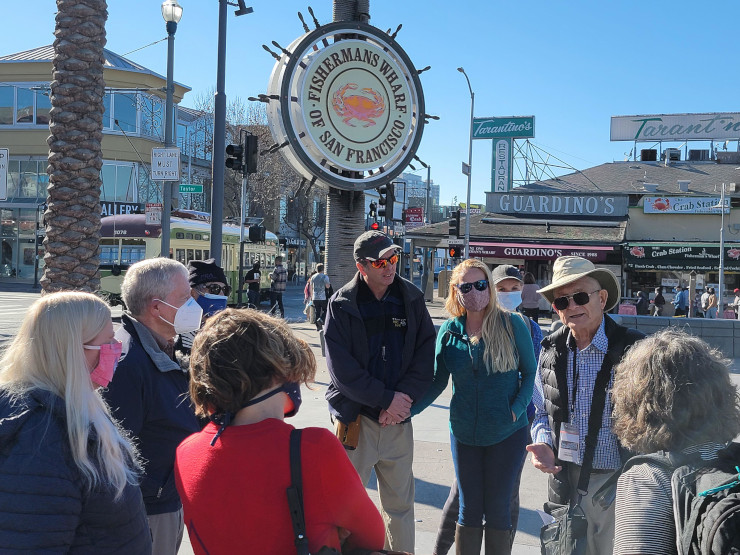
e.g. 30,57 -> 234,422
623,442 -> 740,555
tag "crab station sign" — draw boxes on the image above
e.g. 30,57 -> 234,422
265,22 -> 425,191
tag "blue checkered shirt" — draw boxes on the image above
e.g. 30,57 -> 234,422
531,318 -> 622,470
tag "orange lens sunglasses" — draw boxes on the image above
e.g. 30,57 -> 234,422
367,254 -> 399,269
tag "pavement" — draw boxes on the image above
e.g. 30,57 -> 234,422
1,280 -> 739,554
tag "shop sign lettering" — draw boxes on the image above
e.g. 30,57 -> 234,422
487,193 -> 628,217
611,113 -> 740,142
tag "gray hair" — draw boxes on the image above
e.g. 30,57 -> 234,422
122,258 -> 188,317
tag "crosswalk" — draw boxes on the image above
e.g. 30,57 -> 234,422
0,291 -> 40,349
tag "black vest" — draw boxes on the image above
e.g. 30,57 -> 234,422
539,315 -> 644,504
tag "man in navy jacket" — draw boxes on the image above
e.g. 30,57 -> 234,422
324,231 -> 435,552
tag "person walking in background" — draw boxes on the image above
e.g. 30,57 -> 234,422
528,256 -> 644,555
243,260 -> 261,308
425,262 -> 538,555
102,258 -> 202,555
651,286 -> 666,316
672,285 -> 689,316
693,288 -> 705,317
520,271 -> 541,323
705,287 -> 718,318
730,288 -> 740,318
611,329 -> 740,554
269,255 -> 288,317
634,290 -> 649,315
324,230 -> 436,552
175,309 -> 385,554
0,292 -> 151,553
309,263 -> 331,330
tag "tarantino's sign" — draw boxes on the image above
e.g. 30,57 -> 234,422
302,40 -> 413,171
611,112 -> 740,142
625,243 -> 740,271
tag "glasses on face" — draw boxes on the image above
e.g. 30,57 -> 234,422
552,289 -> 601,311
199,283 -> 232,296
456,280 -> 489,294
366,254 -> 399,269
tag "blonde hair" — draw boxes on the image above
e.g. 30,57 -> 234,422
0,292 -> 140,499
190,308 -> 316,418
445,259 -> 518,373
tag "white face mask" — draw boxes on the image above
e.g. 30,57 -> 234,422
497,291 -> 523,312
156,296 -> 203,334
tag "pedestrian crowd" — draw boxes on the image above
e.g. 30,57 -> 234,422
0,231 -> 738,555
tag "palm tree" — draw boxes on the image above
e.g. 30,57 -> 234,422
42,0 -> 108,293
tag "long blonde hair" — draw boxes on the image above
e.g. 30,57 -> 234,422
446,259 -> 519,373
0,292 -> 140,499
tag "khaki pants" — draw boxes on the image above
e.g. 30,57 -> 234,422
567,464 -> 617,555
345,415 -> 415,552
147,506 -> 184,555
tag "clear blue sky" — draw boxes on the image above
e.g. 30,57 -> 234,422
3,1 -> 738,207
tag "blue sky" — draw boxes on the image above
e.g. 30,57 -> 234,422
3,1 -> 738,206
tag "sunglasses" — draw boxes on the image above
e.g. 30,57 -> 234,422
366,254 -> 399,269
552,289 -> 601,311
456,280 -> 489,294
199,283 -> 232,296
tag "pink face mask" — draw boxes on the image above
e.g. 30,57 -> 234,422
457,288 -> 490,313
83,341 -> 122,388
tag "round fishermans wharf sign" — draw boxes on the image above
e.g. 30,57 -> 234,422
266,22 -> 426,191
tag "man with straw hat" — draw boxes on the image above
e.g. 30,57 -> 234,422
527,256 -> 644,554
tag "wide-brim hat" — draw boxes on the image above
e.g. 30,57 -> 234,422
537,256 -> 620,312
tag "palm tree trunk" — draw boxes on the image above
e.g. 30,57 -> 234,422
42,0 -> 108,293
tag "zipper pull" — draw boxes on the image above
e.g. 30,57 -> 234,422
157,486 -> 163,499
382,345 -> 386,361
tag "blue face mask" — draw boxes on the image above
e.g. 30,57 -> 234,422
241,382 -> 302,417
196,293 -> 228,316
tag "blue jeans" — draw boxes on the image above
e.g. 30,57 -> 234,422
247,289 -> 260,307
450,426 -> 528,529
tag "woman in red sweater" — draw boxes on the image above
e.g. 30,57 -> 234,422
175,309 -> 385,554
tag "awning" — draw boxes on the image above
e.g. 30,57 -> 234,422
470,242 -> 614,262
625,242 -> 740,271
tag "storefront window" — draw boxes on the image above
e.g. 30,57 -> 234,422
114,93 -> 137,132
0,86 -> 14,125
103,92 -> 112,129
101,162 -> 137,203
36,90 -> 51,125
18,161 -> 41,198
16,88 -> 33,123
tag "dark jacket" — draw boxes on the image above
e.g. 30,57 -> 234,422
324,272 -> 436,423
102,314 -> 200,515
539,315 -> 644,505
0,389 -> 151,553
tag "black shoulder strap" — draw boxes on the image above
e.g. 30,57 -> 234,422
287,429 -> 310,555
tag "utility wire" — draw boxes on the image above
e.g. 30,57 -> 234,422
122,37 -> 167,57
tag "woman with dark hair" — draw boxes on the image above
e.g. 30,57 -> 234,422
705,287 -> 718,318
175,309 -> 384,554
520,272 -> 540,322
612,329 -> 740,555
412,259 -> 536,554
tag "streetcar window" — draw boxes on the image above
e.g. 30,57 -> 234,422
185,233 -> 193,240
194,250 -> 202,261
175,233 -> 184,239
122,246 -> 145,264
187,249 -> 194,262
194,234 -> 201,241
100,246 -> 117,264
204,250 -> 209,259
176,249 -> 185,264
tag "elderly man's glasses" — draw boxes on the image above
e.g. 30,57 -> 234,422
366,254 -> 399,269
199,283 -> 232,296
456,280 -> 489,294
552,289 -> 601,311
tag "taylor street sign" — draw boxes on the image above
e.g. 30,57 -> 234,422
179,184 -> 203,194
473,116 -> 535,140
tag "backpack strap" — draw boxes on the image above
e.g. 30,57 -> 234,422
287,429 -> 310,555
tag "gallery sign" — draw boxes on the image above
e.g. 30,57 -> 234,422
473,116 -> 535,139
487,192 -> 628,217
469,242 -> 613,261
611,112 -> 740,142
643,196 -> 729,214
100,202 -> 142,217
625,243 -> 740,271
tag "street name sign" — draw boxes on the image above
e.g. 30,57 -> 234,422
179,184 -> 203,194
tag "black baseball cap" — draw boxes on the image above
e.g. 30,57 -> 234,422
354,231 -> 399,261
491,265 -> 523,285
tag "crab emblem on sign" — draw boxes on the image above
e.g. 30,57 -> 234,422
332,84 -> 386,127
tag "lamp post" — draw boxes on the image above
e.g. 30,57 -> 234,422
160,0 -> 183,259
719,182 -> 727,314
457,67 -> 474,258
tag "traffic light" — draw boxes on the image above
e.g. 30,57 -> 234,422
225,143 -> 244,173
377,183 -> 394,219
370,221 -> 379,230
449,246 -> 462,259
245,134 -> 258,174
248,225 -> 266,242
369,201 -> 377,219
448,210 -> 461,238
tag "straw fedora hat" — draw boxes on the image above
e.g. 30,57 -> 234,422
537,256 -> 621,312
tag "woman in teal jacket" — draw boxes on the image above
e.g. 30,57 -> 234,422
413,259 -> 536,554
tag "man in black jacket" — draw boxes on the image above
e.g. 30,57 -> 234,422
103,258 -> 201,555
324,231 -> 435,552
528,256 -> 644,555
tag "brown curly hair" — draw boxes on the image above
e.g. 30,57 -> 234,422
612,329 -> 740,453
189,308 -> 316,418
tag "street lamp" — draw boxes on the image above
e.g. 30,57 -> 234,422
712,182 -> 728,314
457,67 -> 474,258
160,0 -> 183,258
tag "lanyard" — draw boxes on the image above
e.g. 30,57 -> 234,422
570,346 -> 579,420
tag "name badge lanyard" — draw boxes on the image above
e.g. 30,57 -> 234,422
569,346 -> 579,424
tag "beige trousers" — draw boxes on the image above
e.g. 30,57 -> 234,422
567,464 -> 617,555
345,415 -> 416,552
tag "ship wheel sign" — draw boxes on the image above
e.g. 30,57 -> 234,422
264,21 -> 427,191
